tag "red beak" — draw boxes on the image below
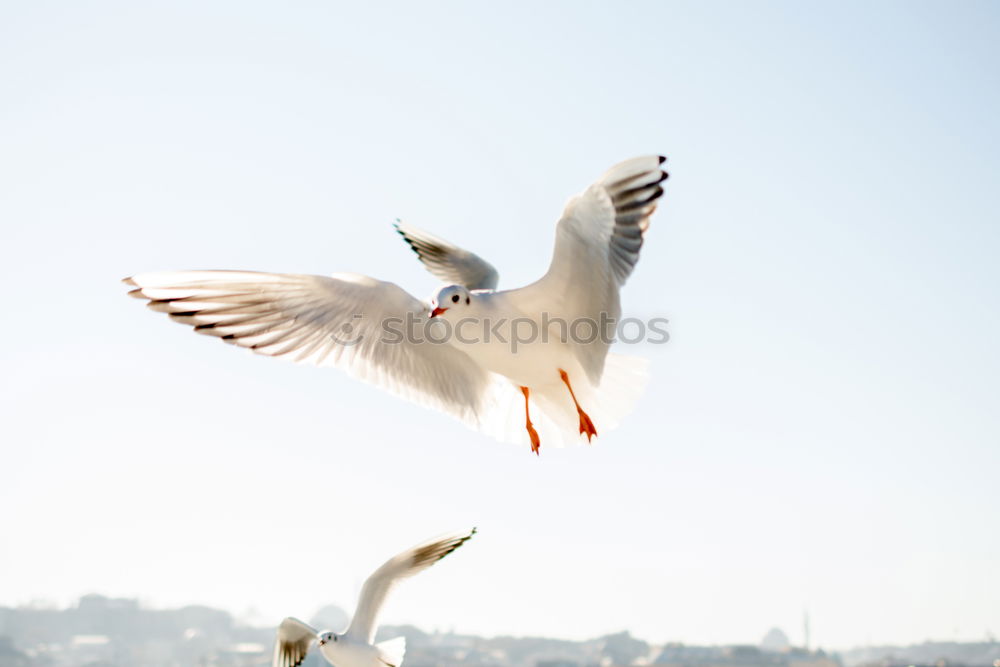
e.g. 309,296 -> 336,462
430,306 -> 448,318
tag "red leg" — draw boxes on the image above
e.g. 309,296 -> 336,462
558,369 -> 597,442
520,386 -> 541,455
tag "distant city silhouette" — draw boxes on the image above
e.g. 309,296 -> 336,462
0,595 -> 996,667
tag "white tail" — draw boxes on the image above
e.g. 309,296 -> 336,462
476,352 -> 649,448
376,636 -> 407,667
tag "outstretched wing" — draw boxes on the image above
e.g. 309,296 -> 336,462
512,155 -> 667,383
125,270 -> 495,425
273,617 -> 317,667
346,529 -> 476,643
394,221 -> 500,290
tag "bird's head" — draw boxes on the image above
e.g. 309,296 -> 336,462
317,631 -> 339,648
430,284 -> 472,318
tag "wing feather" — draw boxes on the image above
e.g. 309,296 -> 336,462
125,270 -> 495,426
510,155 -> 667,383
273,617 -> 316,667
395,222 -> 500,290
346,529 -> 476,643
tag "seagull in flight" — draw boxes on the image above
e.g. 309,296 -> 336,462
125,155 -> 668,453
272,529 -> 476,667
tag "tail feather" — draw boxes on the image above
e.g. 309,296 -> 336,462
377,636 -> 406,667
535,352 -> 649,446
587,352 -> 650,430
476,352 -> 649,448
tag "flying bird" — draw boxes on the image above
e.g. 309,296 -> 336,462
272,529 -> 476,667
125,155 -> 667,453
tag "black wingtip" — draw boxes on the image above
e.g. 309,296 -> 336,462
658,155 -> 667,164
394,226 -> 424,259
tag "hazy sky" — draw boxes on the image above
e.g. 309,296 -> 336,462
2,0 -> 998,651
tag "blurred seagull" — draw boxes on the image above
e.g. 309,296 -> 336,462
125,156 -> 668,453
272,529 -> 476,667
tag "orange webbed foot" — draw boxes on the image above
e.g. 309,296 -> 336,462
520,385 -> 541,455
527,422 -> 541,455
578,410 -> 597,443
558,368 -> 598,443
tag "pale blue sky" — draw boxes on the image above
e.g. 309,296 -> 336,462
1,0 -> 998,650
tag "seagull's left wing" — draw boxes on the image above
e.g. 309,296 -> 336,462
512,156 -> 667,383
395,221 -> 500,290
273,617 -> 317,667
346,529 -> 476,644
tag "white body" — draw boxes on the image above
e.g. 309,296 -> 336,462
439,291 -> 584,388
318,635 -> 395,667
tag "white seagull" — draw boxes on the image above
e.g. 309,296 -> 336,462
125,155 -> 668,453
272,529 -> 476,667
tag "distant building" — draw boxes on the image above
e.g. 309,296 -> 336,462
761,630 -> 791,653
310,605 -> 350,633
655,642 -> 841,667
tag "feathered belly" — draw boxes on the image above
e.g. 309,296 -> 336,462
448,334 -> 581,388
319,641 -> 382,667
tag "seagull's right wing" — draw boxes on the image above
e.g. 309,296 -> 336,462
395,221 -> 500,290
125,271 -> 497,426
346,528 -> 476,644
273,617 -> 317,667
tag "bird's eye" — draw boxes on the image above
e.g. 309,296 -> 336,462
451,294 -> 460,303
465,296 -> 470,305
